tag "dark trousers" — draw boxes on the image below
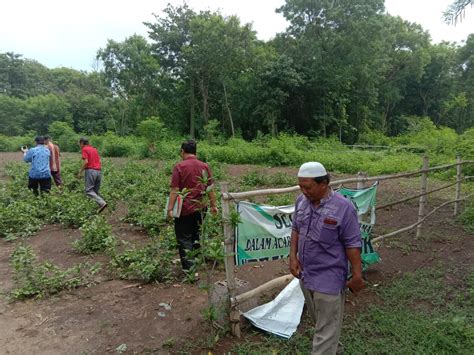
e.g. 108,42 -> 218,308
174,212 -> 203,271
28,177 -> 52,195
51,171 -> 62,186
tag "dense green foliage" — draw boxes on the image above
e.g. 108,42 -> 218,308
1,1 -> 473,143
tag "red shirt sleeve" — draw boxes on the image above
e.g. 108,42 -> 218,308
82,148 -> 88,160
170,165 -> 180,188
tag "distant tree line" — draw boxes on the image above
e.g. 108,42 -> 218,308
1,0 -> 473,143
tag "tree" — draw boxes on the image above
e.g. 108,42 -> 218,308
185,13 -> 257,136
145,4 -> 197,137
253,55 -> 302,136
97,35 -> 162,135
24,94 -> 72,134
376,16 -> 431,135
146,5 -> 258,138
275,0 -> 388,140
444,0 -> 473,24
0,52 -> 51,99
0,95 -> 26,135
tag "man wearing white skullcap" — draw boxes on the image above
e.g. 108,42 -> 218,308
290,162 -> 364,355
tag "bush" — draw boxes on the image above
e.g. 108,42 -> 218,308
0,201 -> 42,240
73,215 -> 116,254
110,241 -> 175,282
0,134 -> 35,152
48,121 -> 80,152
458,200 -> 474,233
92,132 -> 148,158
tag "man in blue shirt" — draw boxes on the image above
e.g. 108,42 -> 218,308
22,136 -> 52,195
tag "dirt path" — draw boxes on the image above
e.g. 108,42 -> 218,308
0,153 -> 472,354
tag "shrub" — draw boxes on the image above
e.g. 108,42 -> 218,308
458,200 -> 474,233
110,241 -> 175,282
0,201 -> 42,240
93,132 -> 148,158
48,121 -> 80,152
73,215 -> 116,254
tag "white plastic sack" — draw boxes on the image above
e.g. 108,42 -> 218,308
243,278 -> 305,339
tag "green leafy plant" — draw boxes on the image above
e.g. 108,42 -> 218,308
458,199 -> 474,233
0,201 -> 42,240
73,215 -> 117,254
10,245 -> 101,300
109,240 -> 175,282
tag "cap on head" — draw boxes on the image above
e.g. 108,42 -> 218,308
297,162 -> 327,178
35,136 -> 45,144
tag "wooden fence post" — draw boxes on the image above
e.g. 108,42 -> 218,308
454,155 -> 462,216
357,171 -> 367,190
416,156 -> 429,238
220,182 -> 241,337
357,172 -> 367,223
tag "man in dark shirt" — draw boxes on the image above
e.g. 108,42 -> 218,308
78,137 -> 107,213
167,140 -> 218,273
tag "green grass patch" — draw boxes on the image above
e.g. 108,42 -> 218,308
231,265 -> 474,354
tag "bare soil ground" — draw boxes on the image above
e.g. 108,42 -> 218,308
0,153 -> 473,354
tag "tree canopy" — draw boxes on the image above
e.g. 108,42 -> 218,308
0,1 -> 473,143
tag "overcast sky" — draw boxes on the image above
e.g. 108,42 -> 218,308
1,0 -> 472,71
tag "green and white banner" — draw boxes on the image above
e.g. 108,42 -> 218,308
234,184 -> 380,266
235,202 -> 294,265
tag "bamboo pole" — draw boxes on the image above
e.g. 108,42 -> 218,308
357,172 -> 367,223
454,155 -> 462,216
231,274 -> 294,307
373,193 -> 474,243
376,176 -> 474,210
357,171 -> 367,190
223,161 -> 470,201
416,156 -> 429,238
220,182 -> 240,337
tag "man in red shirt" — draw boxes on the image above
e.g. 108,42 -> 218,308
78,137 -> 107,213
44,135 -> 62,186
167,140 -> 218,273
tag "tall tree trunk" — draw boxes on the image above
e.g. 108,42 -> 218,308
419,88 -> 429,117
190,78 -> 195,139
222,81 -> 235,137
199,77 -> 209,125
382,102 -> 391,134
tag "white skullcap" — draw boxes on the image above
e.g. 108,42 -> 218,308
297,162 -> 327,178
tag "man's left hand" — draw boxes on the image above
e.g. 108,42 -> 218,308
210,206 -> 218,215
346,275 -> 365,295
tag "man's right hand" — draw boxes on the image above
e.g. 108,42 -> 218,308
167,209 -> 174,219
289,256 -> 302,278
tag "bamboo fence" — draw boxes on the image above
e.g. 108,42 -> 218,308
220,156 -> 474,336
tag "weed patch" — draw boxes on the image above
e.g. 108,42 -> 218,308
10,245 -> 101,300
73,215 -> 116,254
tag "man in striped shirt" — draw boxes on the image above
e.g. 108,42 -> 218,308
45,135 -> 62,187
